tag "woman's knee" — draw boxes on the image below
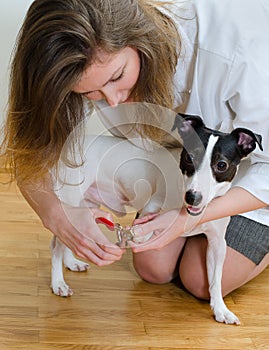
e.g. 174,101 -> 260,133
179,235 -> 210,300
133,238 -> 186,284
135,266 -> 174,284
133,249 -> 180,284
134,259 -> 174,284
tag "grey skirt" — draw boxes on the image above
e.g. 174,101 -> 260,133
225,215 -> 269,265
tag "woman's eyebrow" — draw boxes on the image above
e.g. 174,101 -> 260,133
80,66 -> 123,95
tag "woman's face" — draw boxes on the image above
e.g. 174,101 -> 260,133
73,47 -> 141,106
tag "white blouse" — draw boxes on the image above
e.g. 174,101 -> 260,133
94,0 -> 269,225
168,0 -> 269,225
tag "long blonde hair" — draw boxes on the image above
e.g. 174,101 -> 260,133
0,0 -> 181,184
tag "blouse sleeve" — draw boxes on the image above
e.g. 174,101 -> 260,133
224,34 -> 269,206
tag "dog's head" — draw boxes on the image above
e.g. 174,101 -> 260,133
172,114 -> 263,216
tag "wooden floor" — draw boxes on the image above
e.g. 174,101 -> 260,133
0,171 -> 268,350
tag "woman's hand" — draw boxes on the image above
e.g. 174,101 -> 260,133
19,181 -> 124,266
130,208 -> 198,252
45,202 -> 124,266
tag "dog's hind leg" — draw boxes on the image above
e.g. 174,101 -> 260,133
205,219 -> 240,325
63,247 -> 89,272
50,236 -> 73,297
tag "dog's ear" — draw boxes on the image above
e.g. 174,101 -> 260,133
172,113 -> 205,135
231,128 -> 263,157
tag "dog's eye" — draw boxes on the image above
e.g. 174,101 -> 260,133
216,160 -> 229,172
185,153 -> 194,164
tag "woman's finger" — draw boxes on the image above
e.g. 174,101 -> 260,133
72,237 -> 124,265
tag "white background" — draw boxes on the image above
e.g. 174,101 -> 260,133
0,1 -> 34,125
0,0 -> 104,134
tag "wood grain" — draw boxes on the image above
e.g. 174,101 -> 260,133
0,172 -> 268,350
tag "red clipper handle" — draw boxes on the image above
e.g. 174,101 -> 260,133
96,217 -> 115,230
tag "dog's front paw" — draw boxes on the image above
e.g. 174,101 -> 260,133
133,231 -> 153,243
132,227 -> 154,244
214,309 -> 240,325
51,280 -> 73,297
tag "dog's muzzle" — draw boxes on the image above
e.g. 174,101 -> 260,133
186,205 -> 205,216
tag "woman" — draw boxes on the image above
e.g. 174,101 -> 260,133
1,0 -> 268,300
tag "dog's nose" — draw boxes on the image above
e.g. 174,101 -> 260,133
185,190 -> 203,206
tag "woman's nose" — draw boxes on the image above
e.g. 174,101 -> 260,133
102,87 -> 122,107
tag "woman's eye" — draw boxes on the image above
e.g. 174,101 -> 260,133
216,160 -> 229,172
111,70 -> 124,82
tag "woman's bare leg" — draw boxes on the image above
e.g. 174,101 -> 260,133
133,237 -> 186,284
179,235 -> 269,300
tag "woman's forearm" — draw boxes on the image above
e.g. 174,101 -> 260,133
18,176 -> 62,228
131,186 -> 268,252
200,186 -> 267,225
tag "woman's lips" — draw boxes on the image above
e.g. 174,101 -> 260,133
123,96 -> 133,103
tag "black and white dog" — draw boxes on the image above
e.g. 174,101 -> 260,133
51,114 -> 262,325
172,114 -> 262,325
